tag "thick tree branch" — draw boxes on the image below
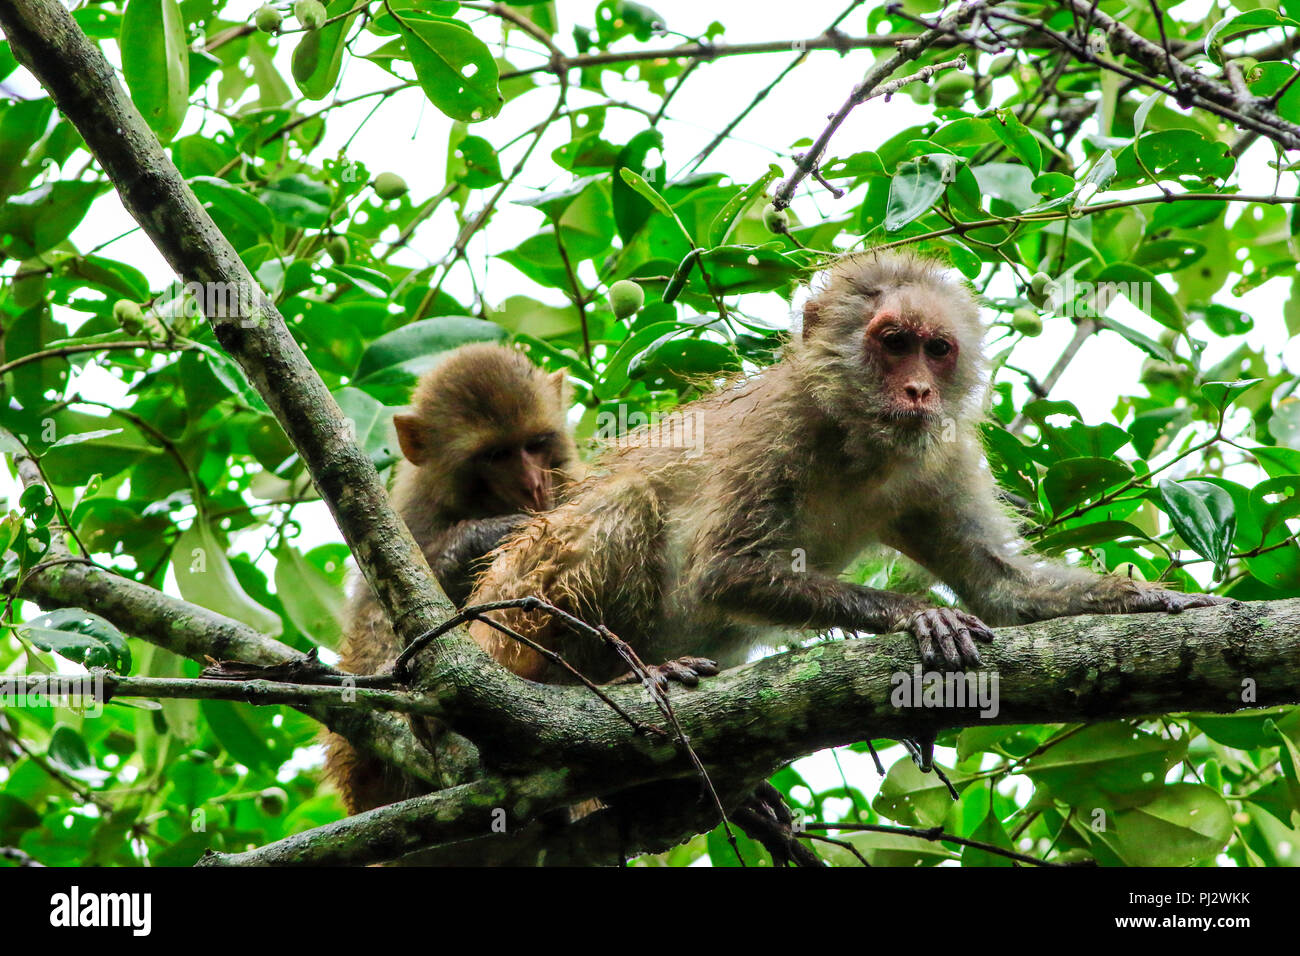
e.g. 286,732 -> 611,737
201,598 -> 1300,865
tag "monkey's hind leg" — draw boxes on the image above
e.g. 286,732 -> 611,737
468,473 -> 671,683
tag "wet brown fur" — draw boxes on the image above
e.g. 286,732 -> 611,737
466,251 -> 1223,681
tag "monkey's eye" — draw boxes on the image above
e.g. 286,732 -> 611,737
925,339 -> 954,358
524,434 -> 554,454
880,330 -> 911,354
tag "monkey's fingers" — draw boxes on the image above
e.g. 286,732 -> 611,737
910,609 -> 984,669
1142,589 -> 1234,614
909,610 -> 962,670
955,610 -> 997,643
610,656 -> 719,689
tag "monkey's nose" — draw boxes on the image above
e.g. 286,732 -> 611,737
904,382 -> 932,402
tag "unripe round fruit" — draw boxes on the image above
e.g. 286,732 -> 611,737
257,787 -> 288,815
762,203 -> 789,234
1029,271 -> 1053,295
933,71 -> 974,107
1113,562 -> 1146,582
326,235 -> 349,264
373,172 -> 408,200
113,299 -> 144,333
1011,307 -> 1042,336
608,279 -> 644,320
254,3 -> 282,32
294,0 -> 326,30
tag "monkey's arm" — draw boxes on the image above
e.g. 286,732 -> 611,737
885,478 -> 1229,630
427,515 -> 531,608
691,551 -> 992,669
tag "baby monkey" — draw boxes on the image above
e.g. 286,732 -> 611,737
327,343 -> 583,812
465,251 -> 1227,682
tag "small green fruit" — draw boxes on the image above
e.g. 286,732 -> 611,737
1011,307 -> 1042,336
257,787 -> 288,816
933,71 -> 974,107
1113,562 -> 1146,582
762,203 -> 789,234
373,171 -> 408,200
326,235 -> 349,264
254,3 -> 282,32
1029,271 -> 1053,295
294,0 -> 326,30
608,280 -> 644,320
113,299 -> 144,334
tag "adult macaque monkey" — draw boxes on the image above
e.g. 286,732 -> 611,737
326,343 -> 583,812
466,251 -> 1226,682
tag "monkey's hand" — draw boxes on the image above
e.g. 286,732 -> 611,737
1130,588 -> 1233,614
609,656 -> 720,689
907,607 -> 995,670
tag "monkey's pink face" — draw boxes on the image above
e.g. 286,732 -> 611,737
862,306 -> 959,427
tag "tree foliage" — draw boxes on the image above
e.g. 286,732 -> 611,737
2,0 -> 1300,867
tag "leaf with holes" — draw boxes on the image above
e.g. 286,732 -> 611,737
19,608 -> 130,672
398,13 -> 502,123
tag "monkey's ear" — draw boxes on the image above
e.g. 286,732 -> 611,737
548,369 -> 571,403
802,299 -> 823,337
393,414 -> 429,465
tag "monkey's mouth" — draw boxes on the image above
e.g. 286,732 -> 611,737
884,407 -> 935,427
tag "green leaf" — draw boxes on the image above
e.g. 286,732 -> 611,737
1035,520 -> 1151,555
1021,723 -> 1185,803
172,521 -> 283,636
1106,785 -> 1233,866
1093,262 -> 1185,331
707,167 -> 779,247
988,108 -> 1041,173
885,154 -> 959,231
190,177 -> 274,236
273,544 -> 344,649
354,316 -> 506,381
618,167 -> 691,244
120,0 -> 189,142
49,725 -> 93,771
1200,379 -> 1261,412
191,343 -> 270,413
695,244 -> 803,296
334,386 -> 400,465
18,608 -> 131,672
613,129 -> 665,243
290,0 -> 360,100
1158,479 -> 1236,576
0,182 -> 104,258
1042,457 -> 1134,514
200,699 -> 275,771
397,13 -> 502,122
